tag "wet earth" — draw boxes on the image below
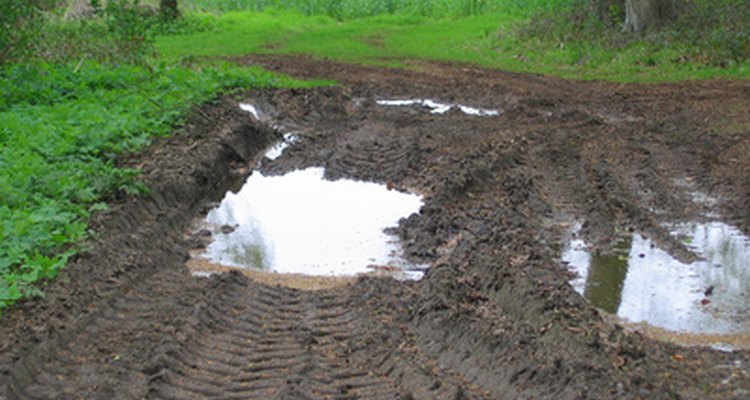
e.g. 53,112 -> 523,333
2,56 -> 750,399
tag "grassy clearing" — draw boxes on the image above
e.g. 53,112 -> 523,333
156,8 -> 749,82
157,11 -> 519,65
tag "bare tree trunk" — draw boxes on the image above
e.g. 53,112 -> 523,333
160,0 -> 178,20
623,0 -> 672,32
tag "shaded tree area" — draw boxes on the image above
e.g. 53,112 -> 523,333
524,0 -> 750,67
622,0 -> 673,31
160,0 -> 178,20
0,0 -> 60,64
589,0 -> 674,32
589,0 -> 625,27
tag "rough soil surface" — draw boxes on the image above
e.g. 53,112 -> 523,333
2,56 -> 750,399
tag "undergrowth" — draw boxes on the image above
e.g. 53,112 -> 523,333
520,0 -> 750,72
183,0 -> 571,18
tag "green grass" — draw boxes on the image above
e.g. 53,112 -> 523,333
0,61 -> 314,308
157,11 -> 520,63
156,9 -> 750,82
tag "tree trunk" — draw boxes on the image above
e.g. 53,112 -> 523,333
623,0 -> 672,32
160,0 -> 178,20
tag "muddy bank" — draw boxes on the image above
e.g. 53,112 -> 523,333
0,101 -> 281,397
2,57 -> 750,399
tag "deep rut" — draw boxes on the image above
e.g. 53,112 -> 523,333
8,267 -> 485,399
145,276 -> 402,399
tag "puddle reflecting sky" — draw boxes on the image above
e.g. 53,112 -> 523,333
564,222 -> 750,334
201,168 -> 425,278
239,103 -> 260,119
376,99 -> 499,116
264,133 -> 297,160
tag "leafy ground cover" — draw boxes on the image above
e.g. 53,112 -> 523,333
0,60 -> 311,308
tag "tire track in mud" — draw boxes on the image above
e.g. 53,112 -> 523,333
145,276 -> 402,399
258,87 -> 643,398
533,126 -> 687,259
7,269 -> 485,399
8,266 -> 200,399
0,100 -> 487,399
3,58 -> 750,399
235,66 -> 750,397
249,63 -> 750,398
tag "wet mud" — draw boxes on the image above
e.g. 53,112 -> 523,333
2,56 -> 750,399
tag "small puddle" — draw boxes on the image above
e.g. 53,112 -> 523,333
264,133 -> 297,160
192,167 -> 426,281
377,99 -> 499,116
563,222 -> 750,348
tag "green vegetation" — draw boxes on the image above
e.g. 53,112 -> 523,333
157,1 -> 749,82
519,0 -> 750,80
157,11 -> 519,67
1,0 -> 60,64
182,0 -> 566,18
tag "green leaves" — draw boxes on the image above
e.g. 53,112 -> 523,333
0,0 -> 58,65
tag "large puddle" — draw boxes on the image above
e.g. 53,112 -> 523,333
193,167 -> 426,280
563,222 -> 750,348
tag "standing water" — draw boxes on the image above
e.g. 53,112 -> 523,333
376,99 -> 499,116
563,222 -> 750,347
196,167 -> 426,279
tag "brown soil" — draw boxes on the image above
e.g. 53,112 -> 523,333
186,258 -> 358,291
2,56 -> 750,399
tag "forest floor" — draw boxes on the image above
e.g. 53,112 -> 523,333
2,56 -> 750,399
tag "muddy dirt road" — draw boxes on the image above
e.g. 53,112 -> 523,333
2,57 -> 750,399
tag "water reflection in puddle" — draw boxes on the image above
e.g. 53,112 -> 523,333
264,133 -> 297,160
377,99 -> 499,116
197,168 -> 426,279
563,222 -> 750,338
